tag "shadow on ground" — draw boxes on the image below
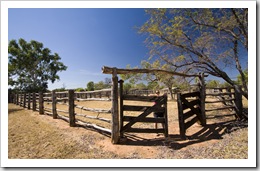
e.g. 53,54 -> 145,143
119,119 -> 248,150
8,107 -> 24,114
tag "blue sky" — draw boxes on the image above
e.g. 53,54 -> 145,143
8,7 -> 249,90
8,8 -> 150,90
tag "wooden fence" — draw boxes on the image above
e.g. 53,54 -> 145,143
205,86 -> 243,119
10,89 -> 113,137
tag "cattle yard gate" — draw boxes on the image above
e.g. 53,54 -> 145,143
9,66 -> 244,144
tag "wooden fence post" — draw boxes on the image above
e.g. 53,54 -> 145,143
39,92 -> 44,114
52,90 -> 58,119
164,94 -> 169,137
199,73 -> 206,126
15,94 -> 18,105
234,85 -> 243,120
23,93 -> 26,108
111,68 -> 119,144
27,93 -> 31,110
118,79 -> 124,138
177,93 -> 186,139
32,93 -> 36,111
68,90 -> 76,127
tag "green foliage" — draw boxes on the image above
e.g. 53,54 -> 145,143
123,83 -> 132,93
8,38 -> 67,92
87,81 -> 94,91
237,69 -> 248,85
206,80 -> 221,88
147,81 -> 159,90
139,8 -> 248,99
75,88 -> 85,92
94,81 -> 110,90
135,83 -> 147,90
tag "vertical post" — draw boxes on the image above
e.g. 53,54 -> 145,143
23,93 -> 26,108
199,73 -> 206,126
27,93 -> 31,110
39,92 -> 44,114
163,94 -> 169,137
118,79 -> 124,138
234,85 -> 243,120
68,90 -> 76,127
111,68 -> 119,144
16,94 -> 18,105
52,90 -> 58,119
32,93 -> 36,111
177,93 -> 186,139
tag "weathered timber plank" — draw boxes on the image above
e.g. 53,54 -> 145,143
75,113 -> 111,123
75,98 -> 111,101
183,110 -> 196,120
76,120 -> 111,134
205,106 -> 235,112
122,94 -> 160,102
182,99 -> 200,110
102,66 -> 200,77
206,92 -> 234,96
75,105 -> 111,113
123,105 -> 164,113
123,116 -> 165,123
206,113 -> 236,119
205,98 -> 235,103
185,116 -> 199,130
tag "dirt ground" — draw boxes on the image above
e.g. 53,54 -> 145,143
8,98 -> 248,159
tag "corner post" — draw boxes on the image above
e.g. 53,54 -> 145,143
111,68 -> 119,144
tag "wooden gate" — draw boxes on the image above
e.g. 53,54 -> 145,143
177,91 -> 206,139
119,80 -> 168,138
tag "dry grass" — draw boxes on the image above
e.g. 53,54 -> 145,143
8,95 -> 248,159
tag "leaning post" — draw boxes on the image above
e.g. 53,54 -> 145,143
111,68 -> 119,144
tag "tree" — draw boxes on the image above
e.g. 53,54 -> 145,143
206,80 -> 221,88
87,81 -> 94,91
8,38 -> 67,92
237,69 -> 248,86
139,8 -> 248,99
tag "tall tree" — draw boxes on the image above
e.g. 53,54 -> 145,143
87,81 -> 95,91
139,8 -> 248,99
8,38 -> 67,92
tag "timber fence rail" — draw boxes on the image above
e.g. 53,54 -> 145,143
205,86 -> 243,119
11,89 -> 113,137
